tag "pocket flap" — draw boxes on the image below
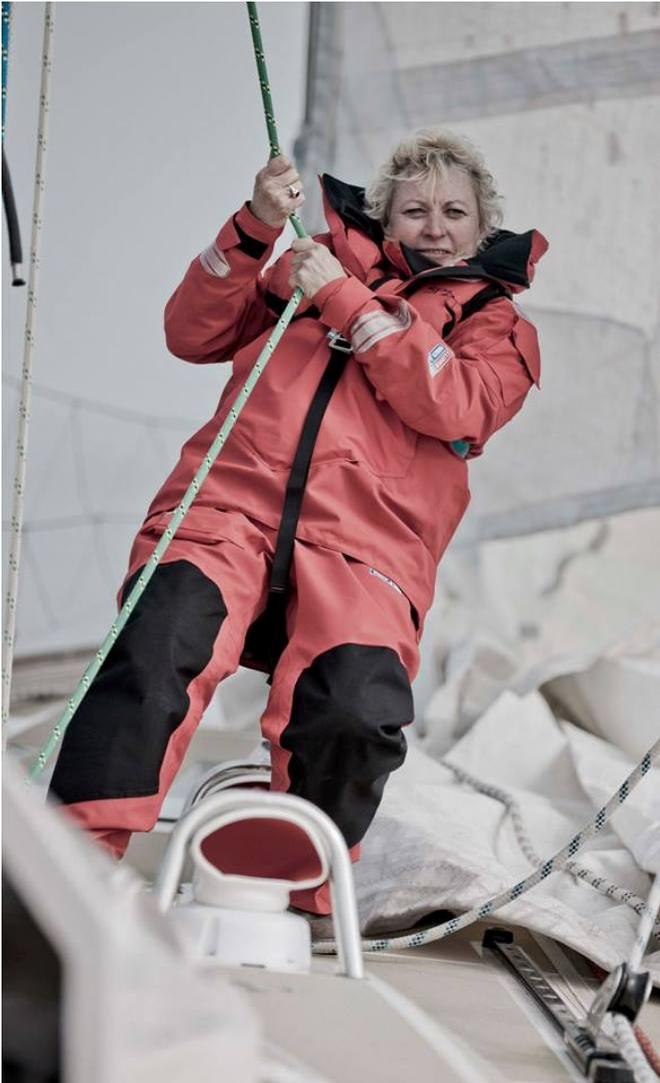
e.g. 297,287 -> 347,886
142,506 -> 245,548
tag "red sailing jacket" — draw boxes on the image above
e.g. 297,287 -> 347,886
149,175 -> 548,634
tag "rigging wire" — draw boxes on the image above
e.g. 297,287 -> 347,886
2,2 -> 55,740
2,377 -> 194,645
1,515 -> 140,532
2,371 -> 197,427
21,534 -> 59,631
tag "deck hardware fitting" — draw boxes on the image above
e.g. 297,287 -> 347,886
482,927 -> 651,1082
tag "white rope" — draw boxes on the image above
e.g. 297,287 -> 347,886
628,872 -> 660,973
2,2 -> 55,737
610,1017 -> 659,1083
477,811 -> 659,1079
602,873 -> 660,1081
439,758 -> 660,933
312,739 -> 659,954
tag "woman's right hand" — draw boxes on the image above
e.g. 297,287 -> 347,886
250,155 -> 305,229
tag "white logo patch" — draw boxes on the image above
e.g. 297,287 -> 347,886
369,567 -> 404,596
427,341 -> 452,376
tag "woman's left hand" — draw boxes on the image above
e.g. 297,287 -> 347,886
288,238 -> 346,299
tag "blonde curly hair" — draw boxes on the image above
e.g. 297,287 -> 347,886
364,128 -> 503,244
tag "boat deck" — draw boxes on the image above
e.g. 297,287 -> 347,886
10,702 -> 660,1082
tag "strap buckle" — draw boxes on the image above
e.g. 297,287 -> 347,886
327,329 -> 352,354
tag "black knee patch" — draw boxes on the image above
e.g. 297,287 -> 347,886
50,560 -> 227,804
281,644 -> 412,848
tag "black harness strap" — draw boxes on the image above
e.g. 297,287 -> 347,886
368,274 -> 395,292
270,341 -> 350,594
442,281 -> 510,336
242,335 -> 351,674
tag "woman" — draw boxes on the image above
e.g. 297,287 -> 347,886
50,130 -> 547,914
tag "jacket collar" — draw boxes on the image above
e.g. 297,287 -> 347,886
320,173 -> 548,294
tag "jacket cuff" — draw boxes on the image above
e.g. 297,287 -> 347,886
237,202 -> 285,244
313,275 -> 376,331
215,202 -> 283,258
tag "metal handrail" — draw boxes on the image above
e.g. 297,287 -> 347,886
154,789 -> 364,979
180,760 -> 271,816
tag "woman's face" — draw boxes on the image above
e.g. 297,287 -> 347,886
385,166 -> 482,267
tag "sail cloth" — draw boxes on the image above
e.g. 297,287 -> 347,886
350,698 -> 660,985
294,2 -> 660,541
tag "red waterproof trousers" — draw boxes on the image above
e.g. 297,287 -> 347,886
50,506 -> 419,913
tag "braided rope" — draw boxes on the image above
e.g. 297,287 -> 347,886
312,738 -> 660,954
605,874 -> 660,1080
2,3 -> 54,738
611,1018 -> 659,1083
26,1 -> 307,780
246,1 -> 280,158
440,758 -> 660,931
633,1027 -> 660,1077
246,1 -> 306,241
628,872 -> 660,973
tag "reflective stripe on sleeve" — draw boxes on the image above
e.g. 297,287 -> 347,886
199,242 -> 230,278
350,301 -> 412,354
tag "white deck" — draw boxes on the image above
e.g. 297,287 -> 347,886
202,925 -> 660,1082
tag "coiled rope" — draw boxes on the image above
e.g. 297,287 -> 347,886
26,1 -> 308,781
312,738 -> 660,954
3,3 -> 55,739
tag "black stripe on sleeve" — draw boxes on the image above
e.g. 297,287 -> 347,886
233,212 -> 269,259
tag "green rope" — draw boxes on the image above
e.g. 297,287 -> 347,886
246,1 -> 307,241
246,1 -> 280,157
28,2 -> 307,780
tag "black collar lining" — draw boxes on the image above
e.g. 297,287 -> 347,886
321,174 -> 533,289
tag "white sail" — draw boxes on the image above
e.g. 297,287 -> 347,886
295,2 -> 660,542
